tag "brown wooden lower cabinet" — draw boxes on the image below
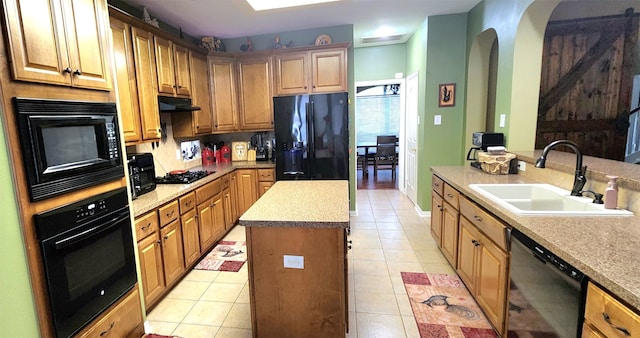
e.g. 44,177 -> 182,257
76,286 -> 144,338
583,282 -> 640,337
160,218 -> 185,287
137,221 -> 165,307
246,226 -> 346,338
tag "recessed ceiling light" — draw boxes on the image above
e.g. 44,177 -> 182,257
246,0 -> 339,11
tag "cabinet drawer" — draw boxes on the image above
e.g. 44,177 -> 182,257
585,282 -> 640,337
443,183 -> 460,210
76,287 -> 143,338
257,168 -> 275,182
196,178 -> 221,204
179,192 -> 196,214
432,175 -> 444,197
135,211 -> 158,241
221,174 -> 230,189
158,200 -> 179,227
459,196 -> 507,250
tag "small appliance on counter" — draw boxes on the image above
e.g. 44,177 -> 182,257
251,132 -> 269,161
466,132 -> 517,174
466,132 -> 505,162
127,153 -> 156,199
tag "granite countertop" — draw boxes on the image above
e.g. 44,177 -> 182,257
239,180 -> 350,229
431,166 -> 640,311
131,161 -> 275,217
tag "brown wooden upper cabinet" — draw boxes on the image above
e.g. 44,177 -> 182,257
273,46 -> 347,96
154,36 -> 191,97
110,10 -> 161,144
209,56 -> 238,132
3,0 -> 112,90
237,55 -> 274,131
172,51 -> 213,137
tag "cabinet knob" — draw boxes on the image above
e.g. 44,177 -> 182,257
471,239 -> 480,247
73,69 -> 82,76
63,67 -> 72,74
163,235 -> 169,240
156,240 -> 161,244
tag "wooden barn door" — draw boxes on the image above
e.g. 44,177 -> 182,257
537,9 -> 639,160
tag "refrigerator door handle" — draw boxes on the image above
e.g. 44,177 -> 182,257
307,101 -> 316,178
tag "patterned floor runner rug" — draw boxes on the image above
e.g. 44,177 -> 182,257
401,272 -> 498,338
193,240 -> 246,272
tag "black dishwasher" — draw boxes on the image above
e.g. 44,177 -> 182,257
508,228 -> 588,337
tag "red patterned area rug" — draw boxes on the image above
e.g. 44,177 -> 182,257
401,272 -> 498,338
194,241 -> 246,272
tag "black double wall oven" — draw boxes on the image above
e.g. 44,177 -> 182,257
13,98 -> 136,337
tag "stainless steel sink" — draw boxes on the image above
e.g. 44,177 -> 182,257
468,183 -> 633,216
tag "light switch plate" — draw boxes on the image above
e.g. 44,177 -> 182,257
283,255 -> 304,269
434,115 -> 442,125
499,114 -> 506,128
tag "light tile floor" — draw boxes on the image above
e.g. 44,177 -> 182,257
145,189 -> 455,338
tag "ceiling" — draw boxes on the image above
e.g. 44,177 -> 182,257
122,0 -> 482,48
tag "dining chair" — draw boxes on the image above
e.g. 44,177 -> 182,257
374,135 -> 397,179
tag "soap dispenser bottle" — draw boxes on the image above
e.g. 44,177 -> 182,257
604,175 -> 618,209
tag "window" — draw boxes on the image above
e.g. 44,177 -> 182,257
356,84 -> 401,146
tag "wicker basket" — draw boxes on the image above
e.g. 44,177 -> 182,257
478,152 -> 516,175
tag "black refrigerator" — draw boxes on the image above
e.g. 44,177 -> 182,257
273,92 -> 349,181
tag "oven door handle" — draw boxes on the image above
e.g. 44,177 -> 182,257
54,210 -> 130,250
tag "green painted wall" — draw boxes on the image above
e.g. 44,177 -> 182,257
354,44 -> 406,81
0,117 -> 39,336
405,13 -> 468,211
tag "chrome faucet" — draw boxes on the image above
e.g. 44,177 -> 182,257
535,140 -> 586,196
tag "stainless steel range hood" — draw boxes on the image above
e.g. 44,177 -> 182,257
158,95 -> 201,112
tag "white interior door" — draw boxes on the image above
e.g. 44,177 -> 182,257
405,72 -> 418,204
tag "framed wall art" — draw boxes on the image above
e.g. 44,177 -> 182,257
438,83 -> 456,107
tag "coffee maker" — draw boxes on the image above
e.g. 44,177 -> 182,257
466,132 -> 504,167
251,132 -> 269,161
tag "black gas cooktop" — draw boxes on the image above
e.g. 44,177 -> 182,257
155,170 -> 214,184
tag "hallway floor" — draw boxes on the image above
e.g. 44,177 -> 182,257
145,189 -> 454,338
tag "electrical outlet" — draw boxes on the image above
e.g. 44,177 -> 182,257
283,255 -> 304,269
518,160 -> 526,172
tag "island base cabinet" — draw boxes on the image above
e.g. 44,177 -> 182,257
246,226 -> 346,338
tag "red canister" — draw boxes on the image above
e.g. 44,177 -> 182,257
220,144 -> 231,162
202,147 -> 214,166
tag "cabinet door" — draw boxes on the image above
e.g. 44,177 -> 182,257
230,172 -> 240,221
154,36 -> 176,95
161,219 -> 185,286
189,52 -> 212,134
440,201 -> 459,268
110,18 -> 142,143
273,52 -> 309,95
131,27 -> 161,141
311,49 -> 346,93
197,198 -> 215,251
3,0 -> 111,90
3,0 -> 70,86
457,217 -> 479,293
222,186 -> 234,230
212,193 -> 226,241
430,193 -> 443,247
137,232 -> 165,307
258,181 -> 274,197
173,44 -> 191,96
209,56 -> 238,132
475,235 -> 508,333
236,169 -> 257,216
237,56 -> 273,130
63,0 -> 112,90
181,208 -> 200,267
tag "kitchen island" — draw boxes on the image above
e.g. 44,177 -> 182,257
239,180 -> 350,338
